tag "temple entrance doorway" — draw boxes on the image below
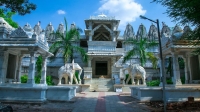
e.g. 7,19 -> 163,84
190,55 -> 200,80
6,54 -> 17,81
95,61 -> 108,76
92,58 -> 111,78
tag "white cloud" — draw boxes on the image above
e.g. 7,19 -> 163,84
98,0 -> 146,30
57,10 -> 66,15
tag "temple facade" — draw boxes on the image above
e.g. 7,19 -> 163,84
1,14 -> 200,90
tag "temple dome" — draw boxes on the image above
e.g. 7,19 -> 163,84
98,13 -> 107,17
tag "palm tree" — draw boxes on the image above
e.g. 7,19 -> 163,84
49,17 -> 88,63
123,37 -> 158,68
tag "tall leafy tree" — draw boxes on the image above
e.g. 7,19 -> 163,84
123,38 -> 158,68
0,0 -> 36,15
49,18 -> 88,63
152,0 -> 200,53
0,9 -> 18,28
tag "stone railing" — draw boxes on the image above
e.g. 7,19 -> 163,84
87,41 -> 117,53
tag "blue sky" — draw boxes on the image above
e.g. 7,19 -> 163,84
12,0 -> 175,35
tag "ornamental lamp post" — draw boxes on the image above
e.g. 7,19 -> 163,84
140,15 -> 166,112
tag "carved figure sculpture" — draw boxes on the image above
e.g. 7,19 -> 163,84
58,60 -> 82,85
122,64 -> 146,85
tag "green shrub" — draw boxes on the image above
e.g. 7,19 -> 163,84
181,76 -> 185,84
166,78 -> 173,84
46,75 -> 54,85
20,75 -> 54,85
21,74 -> 28,83
147,78 -> 174,86
35,75 -> 41,84
147,80 -> 160,86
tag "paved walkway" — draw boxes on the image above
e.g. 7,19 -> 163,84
72,92 -> 151,112
8,92 -> 153,112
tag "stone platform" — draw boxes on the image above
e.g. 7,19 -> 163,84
0,84 -> 79,103
130,84 -> 200,102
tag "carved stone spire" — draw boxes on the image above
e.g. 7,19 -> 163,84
161,22 -> 171,38
45,22 -> 54,40
33,22 -> 42,35
148,23 -> 158,41
123,23 -> 135,40
23,23 -> 33,32
171,25 -> 183,40
57,22 -> 64,34
136,23 -> 147,40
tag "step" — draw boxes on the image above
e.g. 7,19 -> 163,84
89,78 -> 114,92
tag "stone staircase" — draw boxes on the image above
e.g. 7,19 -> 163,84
90,78 -> 114,92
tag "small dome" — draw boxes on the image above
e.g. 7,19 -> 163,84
98,13 -> 107,17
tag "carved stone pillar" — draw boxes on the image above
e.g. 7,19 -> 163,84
27,51 -> 36,85
16,54 -> 23,82
111,57 -> 114,66
88,21 -> 93,41
112,32 -> 116,42
40,55 -> 48,85
89,32 -> 93,41
88,57 -> 93,67
182,55 -> 189,84
172,53 -> 182,85
88,21 -> 92,29
187,54 -> 192,83
0,48 -> 7,84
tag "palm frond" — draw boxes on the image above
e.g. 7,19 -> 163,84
67,29 -> 80,41
49,17 -> 87,64
64,17 -> 68,34
63,45 -> 72,63
123,48 -> 136,63
140,49 -> 147,66
147,52 -> 158,69
51,31 -> 65,41
72,46 -> 88,62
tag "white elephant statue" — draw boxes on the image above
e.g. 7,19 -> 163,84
122,64 -> 146,85
58,60 -> 82,85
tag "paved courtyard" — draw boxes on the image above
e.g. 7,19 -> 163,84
6,92 -> 154,112
72,92 -> 150,112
